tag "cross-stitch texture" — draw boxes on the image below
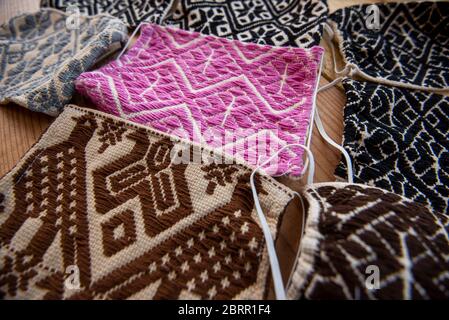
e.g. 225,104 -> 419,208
0,105 -> 294,300
164,0 -> 328,48
329,2 -> 449,91
75,24 -> 323,176
335,79 -> 449,215
41,0 -> 175,27
287,182 -> 449,299
0,9 -> 128,116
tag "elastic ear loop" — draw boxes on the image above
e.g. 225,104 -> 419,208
250,144 -> 315,300
318,23 -> 356,93
314,45 -> 354,183
314,106 -> 353,183
284,127 -> 354,295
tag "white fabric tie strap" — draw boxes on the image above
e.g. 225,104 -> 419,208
318,23 -> 357,93
250,144 -> 314,300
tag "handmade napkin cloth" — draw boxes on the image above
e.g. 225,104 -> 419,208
329,1 -> 449,91
75,24 -> 323,176
0,105 -> 294,300
41,0 -> 175,27
287,182 -> 449,299
0,9 -> 128,116
335,79 -> 449,215
163,0 -> 328,48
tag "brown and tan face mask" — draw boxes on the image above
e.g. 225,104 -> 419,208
0,105 -> 294,300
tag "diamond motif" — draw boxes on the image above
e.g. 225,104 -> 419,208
101,209 -> 137,257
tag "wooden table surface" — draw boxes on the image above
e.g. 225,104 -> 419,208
0,0 -> 412,290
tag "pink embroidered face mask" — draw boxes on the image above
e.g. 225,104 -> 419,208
75,24 -> 323,176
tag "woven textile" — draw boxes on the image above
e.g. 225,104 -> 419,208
0,105 -> 294,300
41,0 -> 175,27
335,79 -> 449,215
164,0 -> 328,48
329,2 -> 449,91
0,9 -> 127,116
75,24 -> 323,176
287,182 -> 449,299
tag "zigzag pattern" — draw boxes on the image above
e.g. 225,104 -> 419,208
335,79 -> 449,215
76,24 -> 323,176
164,0 -> 328,48
41,0 -> 175,27
330,2 -> 449,90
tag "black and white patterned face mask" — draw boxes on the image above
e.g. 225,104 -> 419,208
163,0 -> 328,48
335,78 -> 449,215
41,0 -> 175,27
328,2 -> 449,91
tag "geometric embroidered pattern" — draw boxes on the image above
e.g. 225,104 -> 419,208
75,24 -> 323,176
329,2 -> 449,90
0,105 -> 293,299
41,0 -> 175,27
335,79 -> 449,215
288,182 -> 449,299
0,9 -> 128,116
164,0 -> 328,48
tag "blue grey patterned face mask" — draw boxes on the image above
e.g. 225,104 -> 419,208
328,1 -> 449,91
0,8 -> 128,116
41,0 -> 175,27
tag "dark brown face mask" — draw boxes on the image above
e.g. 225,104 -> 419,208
0,105 -> 294,300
